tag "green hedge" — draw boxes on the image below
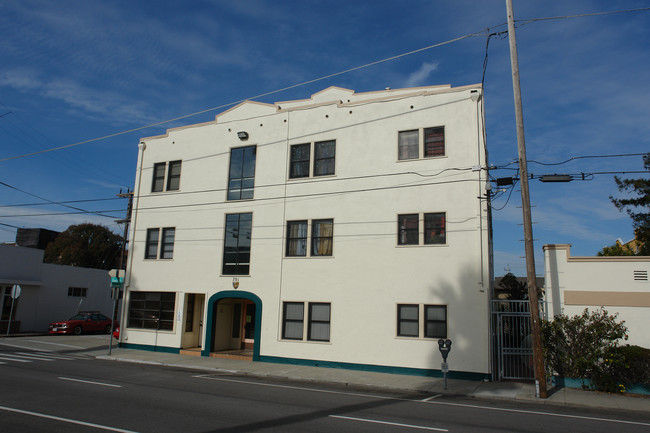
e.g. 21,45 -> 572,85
541,308 -> 649,393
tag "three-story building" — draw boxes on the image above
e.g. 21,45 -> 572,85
121,84 -> 492,378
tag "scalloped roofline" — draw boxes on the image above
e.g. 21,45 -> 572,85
141,83 -> 481,141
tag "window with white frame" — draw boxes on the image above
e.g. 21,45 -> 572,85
398,126 -> 445,160
286,219 -> 333,257
397,304 -> 447,339
398,212 -> 446,246
289,140 -> 336,179
282,301 -> 331,342
152,160 -> 182,192
145,227 -> 176,259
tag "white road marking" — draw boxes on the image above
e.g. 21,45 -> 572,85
420,395 -> 442,401
58,377 -> 122,388
19,339 -> 84,348
20,351 -> 78,360
5,352 -> 55,361
0,341 -> 51,351
193,374 -> 650,427
0,355 -> 31,363
0,405 -> 138,432
330,415 -> 448,431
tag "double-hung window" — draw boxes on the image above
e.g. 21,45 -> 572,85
222,213 -> 252,275
289,140 -> 336,179
145,227 -> 175,259
152,160 -> 182,192
397,304 -> 447,339
286,219 -> 333,257
398,212 -> 446,245
227,146 -> 256,200
282,301 -> 331,342
398,126 -> 445,160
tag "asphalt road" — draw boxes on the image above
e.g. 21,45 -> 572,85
1,336 -> 649,433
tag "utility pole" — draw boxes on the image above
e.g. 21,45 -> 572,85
109,189 -> 133,356
505,0 -> 547,398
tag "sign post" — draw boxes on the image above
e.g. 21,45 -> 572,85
6,285 -> 21,336
108,277 -> 123,355
438,339 -> 452,390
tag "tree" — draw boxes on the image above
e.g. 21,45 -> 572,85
608,153 -> 650,255
44,223 -> 123,270
497,272 -> 529,300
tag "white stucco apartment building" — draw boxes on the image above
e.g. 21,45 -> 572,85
544,244 -> 650,349
121,84 -> 492,379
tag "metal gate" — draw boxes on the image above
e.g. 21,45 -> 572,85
491,300 -> 545,380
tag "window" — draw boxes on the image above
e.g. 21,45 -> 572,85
1,286 -> 18,321
228,146 -> 256,200
424,127 -> 445,157
145,227 -> 175,259
285,219 -> 333,257
424,213 -> 446,245
68,287 -> 87,297
222,213 -> 252,275
286,221 -> 308,257
397,304 -> 447,339
282,301 -> 330,342
152,163 -> 166,192
425,305 -> 447,338
308,303 -> 331,342
185,293 -> 195,332
311,219 -> 333,256
128,291 -> 176,331
289,143 -> 310,179
289,140 -> 336,178
313,140 -> 336,176
398,127 -> 445,160
282,302 -> 304,340
397,212 -> 446,246
151,160 -> 182,192
166,160 -> 182,191
398,214 -> 418,245
397,304 -> 419,337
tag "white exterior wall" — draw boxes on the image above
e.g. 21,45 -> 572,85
123,85 -> 491,376
0,244 -> 113,332
544,244 -> 650,349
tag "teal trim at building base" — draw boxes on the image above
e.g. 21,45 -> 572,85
259,355 -> 491,381
118,342 -> 180,354
553,376 -> 650,396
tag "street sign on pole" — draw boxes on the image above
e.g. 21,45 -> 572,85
6,285 -> 21,336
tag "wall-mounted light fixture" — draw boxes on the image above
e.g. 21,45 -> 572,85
237,131 -> 249,140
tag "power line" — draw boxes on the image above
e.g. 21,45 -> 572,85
0,181 -> 123,219
0,33 -> 483,163
516,7 -> 650,27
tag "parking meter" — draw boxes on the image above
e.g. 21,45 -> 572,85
438,339 -> 452,389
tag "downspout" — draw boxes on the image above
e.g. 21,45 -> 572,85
120,141 -> 147,345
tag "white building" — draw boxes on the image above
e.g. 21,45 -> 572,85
544,244 -> 650,349
121,84 -> 492,378
0,244 -> 114,333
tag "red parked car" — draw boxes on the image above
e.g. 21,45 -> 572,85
49,311 -> 118,335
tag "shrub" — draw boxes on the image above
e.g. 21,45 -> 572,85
541,308 -> 629,392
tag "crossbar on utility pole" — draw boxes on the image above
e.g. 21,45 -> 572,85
505,0 -> 547,398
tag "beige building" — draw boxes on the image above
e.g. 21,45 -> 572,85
121,84 -> 492,378
544,244 -> 650,348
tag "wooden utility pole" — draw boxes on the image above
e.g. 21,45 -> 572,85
505,0 -> 547,398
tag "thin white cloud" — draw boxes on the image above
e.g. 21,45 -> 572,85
403,62 -> 439,88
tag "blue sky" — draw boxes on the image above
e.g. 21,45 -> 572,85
0,0 -> 648,277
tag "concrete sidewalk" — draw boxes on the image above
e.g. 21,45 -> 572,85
94,347 -> 650,414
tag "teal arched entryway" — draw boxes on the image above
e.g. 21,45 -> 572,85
203,290 -> 262,361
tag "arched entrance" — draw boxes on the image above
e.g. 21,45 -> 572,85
203,291 -> 262,361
